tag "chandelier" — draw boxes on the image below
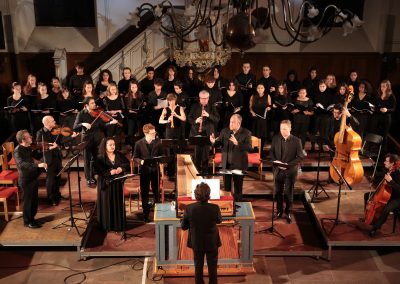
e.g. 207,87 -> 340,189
130,1 -> 364,70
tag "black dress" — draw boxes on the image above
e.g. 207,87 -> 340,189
94,152 -> 130,232
223,91 -> 243,128
6,95 -> 30,133
103,96 -> 125,138
251,94 -> 269,139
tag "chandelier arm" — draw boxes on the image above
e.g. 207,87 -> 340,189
208,18 -> 224,46
270,0 -> 289,31
208,0 -> 223,28
269,13 -> 302,46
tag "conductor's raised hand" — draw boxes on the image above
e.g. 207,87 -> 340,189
229,134 -> 238,145
82,123 -> 91,130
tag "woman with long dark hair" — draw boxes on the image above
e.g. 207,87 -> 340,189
94,137 -> 130,232
125,80 -> 145,141
6,82 -> 30,133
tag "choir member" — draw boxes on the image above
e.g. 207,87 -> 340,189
103,83 -> 125,140
235,62 -> 256,129
222,79 -> 243,128
249,83 -> 271,158
95,137 -> 130,232
271,82 -> 291,136
349,81 -> 373,139
117,67 -> 136,96
69,62 -> 92,100
125,80 -> 145,142
56,87 -> 79,130
284,69 -> 301,100
257,65 -> 277,95
140,66 -> 155,97
211,65 -> 228,91
6,82 -> 30,133
162,65 -> 178,94
148,78 -> 167,137
95,69 -> 115,99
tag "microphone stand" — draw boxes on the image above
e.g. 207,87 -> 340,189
322,164 -> 352,235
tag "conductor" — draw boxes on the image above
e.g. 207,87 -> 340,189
181,182 -> 222,284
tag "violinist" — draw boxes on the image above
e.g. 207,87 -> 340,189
367,154 -> 400,237
14,130 -> 47,229
73,97 -> 118,186
36,116 -> 63,206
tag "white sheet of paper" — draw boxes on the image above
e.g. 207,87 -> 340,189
191,179 -> 220,200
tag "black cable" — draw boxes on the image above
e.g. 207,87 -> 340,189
63,258 -> 142,284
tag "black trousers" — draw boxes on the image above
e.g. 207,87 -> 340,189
223,170 -> 244,202
83,135 -> 101,180
274,169 -> 297,214
193,249 -> 218,284
194,145 -> 210,175
293,115 -> 310,148
370,113 -> 391,153
372,197 -> 400,230
46,160 -> 62,200
139,166 -> 160,217
20,179 -> 39,224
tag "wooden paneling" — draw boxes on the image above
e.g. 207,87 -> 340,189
221,52 -> 383,89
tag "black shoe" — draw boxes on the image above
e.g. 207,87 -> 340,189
286,213 -> 292,224
369,229 -> 377,237
273,212 -> 283,220
24,222 -> 41,229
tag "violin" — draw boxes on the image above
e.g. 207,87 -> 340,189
89,107 -> 123,127
329,86 -> 364,185
29,142 -> 52,151
51,125 -> 73,137
364,161 -> 400,225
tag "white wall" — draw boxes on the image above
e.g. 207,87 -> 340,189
1,0 -> 400,54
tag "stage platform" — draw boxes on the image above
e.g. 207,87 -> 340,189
0,154 -> 398,262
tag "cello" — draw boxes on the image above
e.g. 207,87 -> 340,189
364,160 -> 400,225
329,86 -> 364,185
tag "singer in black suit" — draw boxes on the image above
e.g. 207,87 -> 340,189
270,120 -> 305,224
181,182 -> 222,284
36,115 -> 63,206
14,130 -> 47,228
188,90 -> 220,175
210,114 -> 252,201
133,123 -> 165,222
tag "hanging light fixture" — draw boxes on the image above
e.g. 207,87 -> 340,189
133,1 -> 364,70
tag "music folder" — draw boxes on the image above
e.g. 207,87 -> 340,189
273,161 -> 289,170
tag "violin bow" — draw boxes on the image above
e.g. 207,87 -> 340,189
41,133 -> 47,172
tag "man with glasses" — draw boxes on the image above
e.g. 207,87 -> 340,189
133,123 -> 165,222
14,130 -> 47,228
188,90 -> 220,175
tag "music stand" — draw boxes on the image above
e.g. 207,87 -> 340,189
53,154 -> 86,236
188,135 -> 210,146
257,161 -> 287,239
307,134 -> 330,202
321,164 -> 352,235
70,141 -> 91,219
108,173 -> 141,242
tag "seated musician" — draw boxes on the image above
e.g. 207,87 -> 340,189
181,182 -> 222,284
366,154 -> 400,237
210,114 -> 252,202
133,123 -> 165,223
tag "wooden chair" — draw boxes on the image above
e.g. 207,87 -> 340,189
124,158 -> 165,214
0,154 -> 19,186
2,142 -> 17,170
0,186 -> 20,221
211,135 -> 263,180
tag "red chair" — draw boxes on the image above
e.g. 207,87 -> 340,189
212,135 -> 263,180
0,186 -> 20,221
0,154 -> 19,186
2,142 -> 17,170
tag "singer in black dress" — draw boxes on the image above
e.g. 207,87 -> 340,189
94,137 -> 130,232
7,82 -> 30,133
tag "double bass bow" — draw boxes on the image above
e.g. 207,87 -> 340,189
329,86 -> 364,185
364,160 -> 400,225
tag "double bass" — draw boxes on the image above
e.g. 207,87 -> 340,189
364,161 -> 400,225
329,86 -> 364,185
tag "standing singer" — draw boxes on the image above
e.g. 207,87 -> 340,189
270,120 -> 305,224
210,114 -> 251,201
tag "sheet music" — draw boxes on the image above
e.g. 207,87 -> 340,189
157,99 -> 168,108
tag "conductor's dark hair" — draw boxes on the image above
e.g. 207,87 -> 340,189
194,182 -> 211,203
